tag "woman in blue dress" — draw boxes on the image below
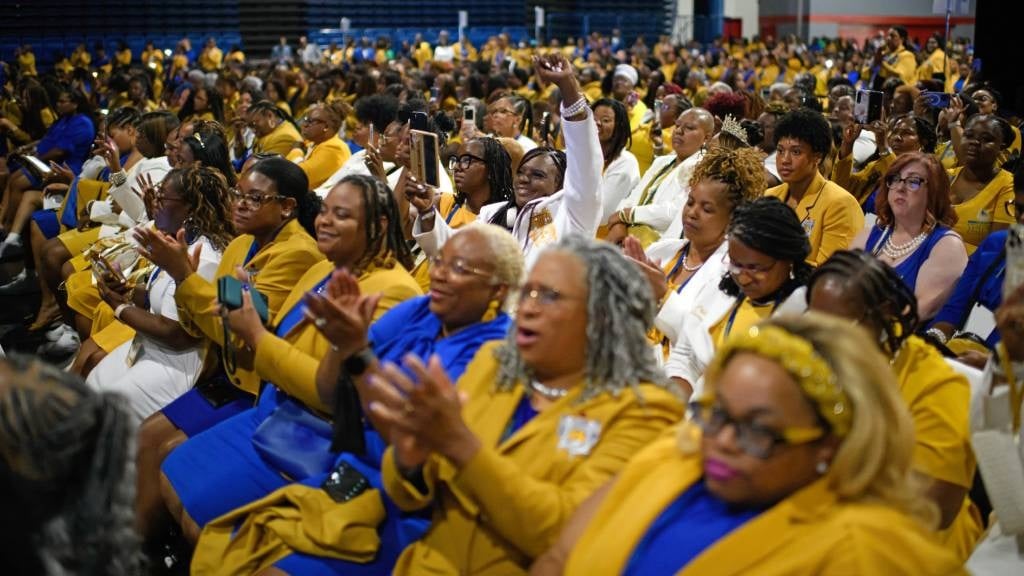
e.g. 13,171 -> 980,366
851,151 -> 967,321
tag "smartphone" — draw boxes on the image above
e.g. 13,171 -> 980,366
321,460 -> 370,503
410,110 -> 429,132
217,275 -> 269,324
653,98 -> 664,131
462,105 -> 476,124
539,111 -> 551,144
368,122 -> 376,147
1004,224 -> 1024,299
854,89 -> 884,124
89,253 -> 126,285
921,91 -> 952,109
430,86 -> 440,102
410,128 -> 440,188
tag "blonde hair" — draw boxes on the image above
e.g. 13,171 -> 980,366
496,136 -> 525,173
455,222 -> 524,311
708,313 -> 938,527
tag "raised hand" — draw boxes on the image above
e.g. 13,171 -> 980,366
304,268 -> 381,358
622,235 -> 667,301
134,227 -> 200,283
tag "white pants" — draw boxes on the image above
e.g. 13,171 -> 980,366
85,338 -> 202,421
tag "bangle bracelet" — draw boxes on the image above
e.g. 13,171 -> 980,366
925,327 -> 948,345
561,96 -> 588,119
114,302 -> 134,320
110,170 -> 128,187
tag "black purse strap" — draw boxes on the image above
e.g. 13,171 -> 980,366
330,372 -> 368,456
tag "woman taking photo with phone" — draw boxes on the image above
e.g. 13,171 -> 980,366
132,156 -> 323,542
83,164 -> 234,418
159,174 -> 421,543
410,53 -> 602,267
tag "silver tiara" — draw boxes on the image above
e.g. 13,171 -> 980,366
720,114 -> 749,146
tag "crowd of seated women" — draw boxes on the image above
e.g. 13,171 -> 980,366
1,24 -> 1023,576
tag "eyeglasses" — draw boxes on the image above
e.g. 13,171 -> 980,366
448,153 -> 486,171
884,175 -> 926,191
725,256 -> 777,278
429,255 -> 493,280
489,107 -> 517,116
230,188 -> 287,208
301,116 -> 327,125
519,284 -> 583,306
153,187 -> 186,206
688,398 -> 825,459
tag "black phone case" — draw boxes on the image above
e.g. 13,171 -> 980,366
322,461 -> 371,503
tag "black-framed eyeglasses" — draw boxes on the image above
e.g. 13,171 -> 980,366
448,153 -> 486,171
429,255 -> 493,280
688,398 -> 825,460
884,175 -> 926,192
229,187 -> 287,208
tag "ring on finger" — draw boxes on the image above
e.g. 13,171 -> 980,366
314,317 -> 327,329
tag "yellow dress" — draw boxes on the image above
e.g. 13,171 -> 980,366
295,135 -> 350,190
629,125 -> 674,176
16,50 -> 37,76
764,171 -> 864,266
411,194 -> 476,293
382,341 -> 684,575
174,219 -> 324,395
255,121 -> 303,157
893,336 -> 981,561
252,260 -> 421,413
115,48 -> 132,67
563,433 -> 967,575
947,167 -> 1015,253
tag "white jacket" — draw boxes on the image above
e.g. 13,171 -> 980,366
646,238 -> 729,345
598,150 -> 641,222
617,150 -> 703,239
665,286 -> 807,398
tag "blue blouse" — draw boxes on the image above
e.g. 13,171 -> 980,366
37,113 -> 95,175
866,225 -> 954,293
931,230 -> 1007,346
623,481 -> 761,575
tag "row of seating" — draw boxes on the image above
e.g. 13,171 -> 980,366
308,26 -> 531,49
0,32 -> 242,70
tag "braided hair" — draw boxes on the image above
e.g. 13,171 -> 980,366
807,250 -> 919,356
494,235 -> 669,401
720,197 -> 813,298
460,137 -> 514,210
247,99 -> 301,135
183,119 -> 237,186
164,165 -> 236,251
0,355 -> 142,576
338,174 -> 415,271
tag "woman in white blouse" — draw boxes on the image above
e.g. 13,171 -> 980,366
591,98 -> 640,225
625,147 -> 766,362
85,165 -> 233,421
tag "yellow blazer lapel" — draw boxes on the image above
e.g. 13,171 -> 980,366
680,478 -> 836,576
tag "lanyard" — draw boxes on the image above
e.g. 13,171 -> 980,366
664,244 -> 702,294
274,272 -> 332,337
637,158 -> 678,206
444,201 -> 463,225
723,294 -> 782,338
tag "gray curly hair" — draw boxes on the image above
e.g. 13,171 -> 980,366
0,355 -> 142,575
493,235 -> 668,400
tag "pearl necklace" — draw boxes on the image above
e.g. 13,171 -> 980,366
528,380 -> 568,399
881,229 -> 929,260
680,245 -> 703,272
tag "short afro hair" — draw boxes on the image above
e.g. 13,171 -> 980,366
774,108 -> 832,157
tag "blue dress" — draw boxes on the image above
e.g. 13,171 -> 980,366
162,295 -> 510,526
866,225 -> 955,293
931,230 -> 1007,346
622,481 -> 761,575
21,113 -> 94,187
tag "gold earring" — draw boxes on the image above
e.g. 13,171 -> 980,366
482,299 -> 501,322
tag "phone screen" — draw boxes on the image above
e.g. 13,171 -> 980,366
463,106 -> 475,123
921,91 -> 952,109
410,129 -> 440,188
854,90 -> 884,124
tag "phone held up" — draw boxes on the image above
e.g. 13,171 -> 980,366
410,129 -> 441,188
921,91 -> 952,109
854,89 -> 884,124
463,105 -> 476,125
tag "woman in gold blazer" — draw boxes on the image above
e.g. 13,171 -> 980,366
370,235 -> 684,575
534,314 -> 965,576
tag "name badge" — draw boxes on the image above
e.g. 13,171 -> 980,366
802,218 -> 816,236
557,415 -> 601,457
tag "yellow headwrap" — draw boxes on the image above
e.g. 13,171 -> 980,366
706,324 -> 852,437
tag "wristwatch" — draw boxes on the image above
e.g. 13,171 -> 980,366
343,345 -> 377,377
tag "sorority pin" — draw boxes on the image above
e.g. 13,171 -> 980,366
557,415 -> 601,457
